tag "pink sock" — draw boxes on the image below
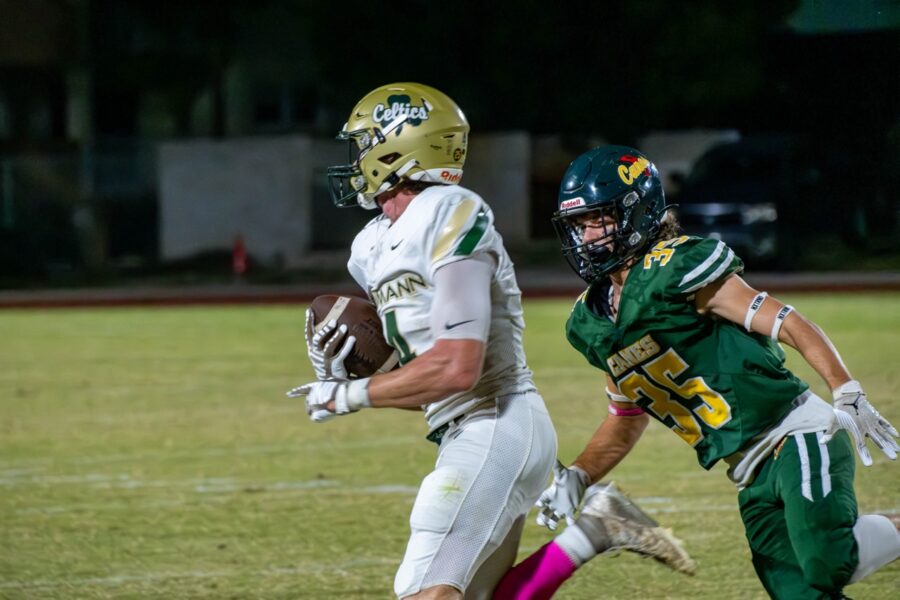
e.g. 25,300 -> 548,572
493,541 -> 578,600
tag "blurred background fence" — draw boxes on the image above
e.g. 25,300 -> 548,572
0,0 -> 898,288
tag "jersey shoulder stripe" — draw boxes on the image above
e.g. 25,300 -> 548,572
679,242 -> 734,292
671,238 -> 743,295
431,196 -> 481,261
453,209 -> 489,256
423,186 -> 494,266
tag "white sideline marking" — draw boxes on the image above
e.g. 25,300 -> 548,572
12,479 -> 420,515
0,558 -> 398,590
635,496 -> 673,504
4,472 -> 421,495
0,435 -> 422,469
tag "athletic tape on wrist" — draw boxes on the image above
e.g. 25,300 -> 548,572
605,388 -> 630,404
608,404 -> 646,417
346,378 -> 371,411
770,305 -> 794,340
743,292 -> 768,331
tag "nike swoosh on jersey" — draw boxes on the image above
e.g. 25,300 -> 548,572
390,240 -> 403,250
445,319 -> 475,330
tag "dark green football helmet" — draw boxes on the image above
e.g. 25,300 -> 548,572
553,145 -> 668,283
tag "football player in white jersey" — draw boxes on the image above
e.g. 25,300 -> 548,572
290,83 -> 696,599
290,82 -> 558,600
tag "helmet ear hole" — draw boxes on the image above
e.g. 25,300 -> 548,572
379,152 -> 401,165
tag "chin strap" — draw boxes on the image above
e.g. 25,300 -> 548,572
370,159 -> 420,201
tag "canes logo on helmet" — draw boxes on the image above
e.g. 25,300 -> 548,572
326,82 -> 470,210
553,145 -> 669,283
617,155 -> 652,185
372,95 -> 431,132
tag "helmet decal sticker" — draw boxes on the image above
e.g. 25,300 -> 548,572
617,155 -> 651,185
560,197 -> 586,210
439,170 -> 462,183
373,95 -> 431,135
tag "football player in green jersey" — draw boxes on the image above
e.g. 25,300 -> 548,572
523,146 -> 899,599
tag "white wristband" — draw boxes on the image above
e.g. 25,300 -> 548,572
770,305 -> 794,340
335,378 -> 372,414
346,378 -> 371,410
743,292 -> 768,331
605,387 -> 631,404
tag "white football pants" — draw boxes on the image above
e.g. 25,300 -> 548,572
394,391 -> 557,599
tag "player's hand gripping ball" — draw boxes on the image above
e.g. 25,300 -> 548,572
307,295 -> 399,378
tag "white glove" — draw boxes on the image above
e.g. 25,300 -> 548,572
286,378 -> 371,423
305,309 -> 356,380
821,380 -> 899,466
535,460 -> 591,530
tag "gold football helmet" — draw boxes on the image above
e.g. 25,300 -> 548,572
327,82 -> 470,209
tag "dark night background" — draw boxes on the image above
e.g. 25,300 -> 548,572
0,0 -> 898,286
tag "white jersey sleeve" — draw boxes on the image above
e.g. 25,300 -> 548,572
431,255 -> 493,342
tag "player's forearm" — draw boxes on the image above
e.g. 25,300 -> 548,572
572,413 -> 649,484
779,312 -> 851,391
367,339 -> 485,408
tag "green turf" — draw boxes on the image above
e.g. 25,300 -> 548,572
1,294 -> 897,599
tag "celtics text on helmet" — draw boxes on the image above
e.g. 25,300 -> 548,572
327,82 -> 470,209
552,145 -> 670,283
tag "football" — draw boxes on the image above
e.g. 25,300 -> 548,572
308,294 -> 399,377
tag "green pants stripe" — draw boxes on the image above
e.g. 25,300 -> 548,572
794,431 -> 831,502
738,430 -> 858,599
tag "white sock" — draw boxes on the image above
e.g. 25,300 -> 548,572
850,514 -> 900,583
554,524 -> 596,567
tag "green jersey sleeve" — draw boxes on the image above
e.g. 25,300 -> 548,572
656,237 -> 744,299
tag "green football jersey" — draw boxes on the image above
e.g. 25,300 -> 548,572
566,236 -> 809,470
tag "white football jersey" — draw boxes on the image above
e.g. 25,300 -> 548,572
347,185 -> 536,430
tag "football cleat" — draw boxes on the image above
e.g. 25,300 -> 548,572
574,482 -> 697,575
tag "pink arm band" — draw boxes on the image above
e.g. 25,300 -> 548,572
608,404 -> 645,417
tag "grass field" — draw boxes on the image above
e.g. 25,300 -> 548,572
1,294 -> 898,599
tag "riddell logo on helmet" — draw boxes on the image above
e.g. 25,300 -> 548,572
617,155 -> 651,185
440,170 -> 461,183
560,197 -> 586,210
372,95 -> 430,126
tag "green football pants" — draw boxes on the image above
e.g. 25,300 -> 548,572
738,430 -> 858,599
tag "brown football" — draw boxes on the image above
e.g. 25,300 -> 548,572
308,294 -> 399,377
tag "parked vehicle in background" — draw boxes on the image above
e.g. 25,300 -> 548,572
672,135 -> 808,267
